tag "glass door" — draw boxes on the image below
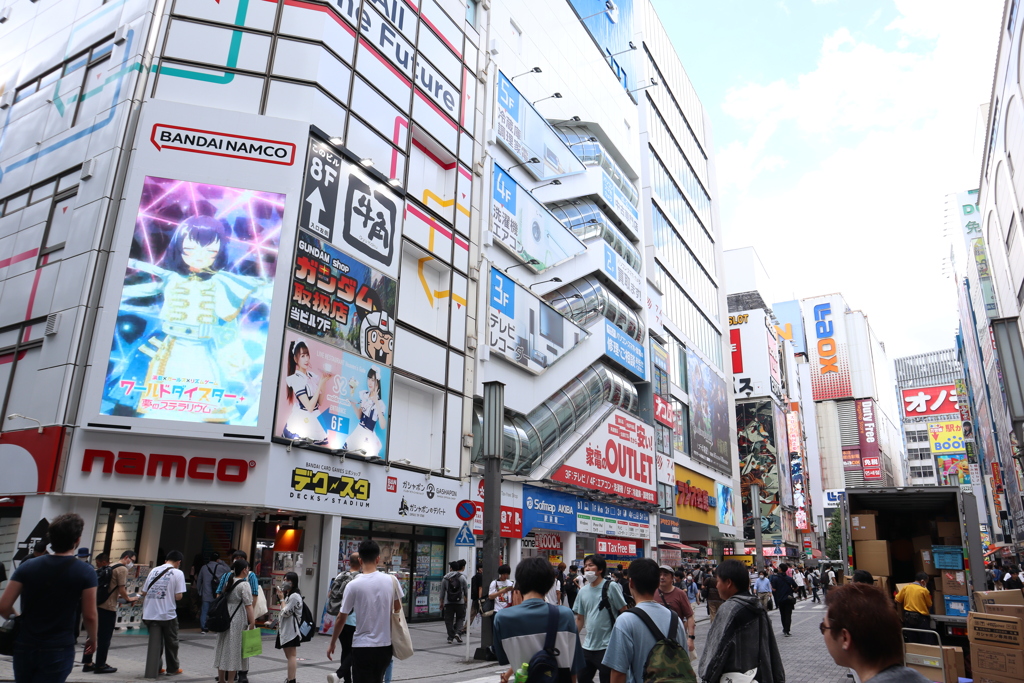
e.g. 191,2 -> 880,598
413,540 -> 446,619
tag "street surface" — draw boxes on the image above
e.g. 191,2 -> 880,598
0,598 -> 851,682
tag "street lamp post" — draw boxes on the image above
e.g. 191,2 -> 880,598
475,381 -> 505,660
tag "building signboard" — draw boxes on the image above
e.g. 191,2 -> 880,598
787,410 -> 810,532
576,499 -> 651,539
957,190 -> 998,317
842,449 -> 861,471
604,320 -> 646,380
928,421 -> 967,454
772,300 -> 807,355
658,515 -> 681,543
737,401 -> 782,542
802,294 -> 853,401
857,399 -> 882,481
716,482 -> 735,526
674,465 -> 717,526
901,385 -> 959,418
730,309 -> 781,400
0,426 -> 66,495
552,408 -> 656,504
603,244 -> 643,305
597,537 -> 637,556
522,485 -> 577,533
600,170 -> 640,239
653,394 -> 674,428
471,476 -> 524,538
687,351 -> 732,475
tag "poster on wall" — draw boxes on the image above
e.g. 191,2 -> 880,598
491,164 -> 587,272
274,330 -> 391,458
494,73 -> 586,182
100,177 -> 283,425
687,351 -> 732,475
801,294 -> 852,401
937,455 -> 971,486
298,134 -> 406,278
487,268 -> 586,374
737,401 -> 781,543
716,482 -> 734,526
928,421 -> 966,455
287,231 -> 397,364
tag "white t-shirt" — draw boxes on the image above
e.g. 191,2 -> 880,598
141,564 -> 186,621
794,572 -> 805,587
489,579 -> 514,611
339,571 -> 404,648
545,581 -> 559,605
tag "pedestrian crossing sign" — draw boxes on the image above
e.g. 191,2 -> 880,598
455,522 -> 476,546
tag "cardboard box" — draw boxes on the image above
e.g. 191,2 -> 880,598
940,569 -> 969,596
934,589 -> 945,615
941,536 -> 962,546
971,642 -> 1024,681
904,643 -> 945,683
937,521 -> 960,537
871,575 -> 893,596
853,540 -> 891,576
977,589 -> 1024,612
851,513 -> 878,540
985,604 -> 1024,620
912,535 -> 934,551
915,548 -> 940,575
968,611 -> 1024,649
943,645 -> 965,680
891,538 -> 913,562
972,674 -> 1022,683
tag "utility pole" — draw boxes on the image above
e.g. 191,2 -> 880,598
751,483 -> 764,571
475,381 -> 504,661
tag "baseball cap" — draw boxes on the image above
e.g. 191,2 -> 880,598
658,564 -> 674,573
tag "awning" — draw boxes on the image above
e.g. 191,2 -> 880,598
661,542 -> 700,552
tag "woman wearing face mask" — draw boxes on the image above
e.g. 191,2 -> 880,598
276,572 -> 303,683
214,559 -> 255,683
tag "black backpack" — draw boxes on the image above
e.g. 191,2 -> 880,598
295,599 -> 316,642
627,607 -> 697,683
206,579 -> 245,633
598,579 -> 618,624
445,572 -> 463,603
526,603 -> 562,682
95,565 -> 115,605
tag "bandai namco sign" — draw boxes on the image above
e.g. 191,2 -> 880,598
81,449 -> 252,483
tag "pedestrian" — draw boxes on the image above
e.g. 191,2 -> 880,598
823,583 -> 931,682
769,563 -> 798,637
198,551 -> 230,634
215,550 -> 259,682
326,553 -> 361,683
823,564 -> 837,599
811,568 -> 822,603
572,554 -> 627,683
328,540 -> 404,683
699,559 -> 784,683
754,570 -> 773,610
140,549 -> 186,677
1005,565 -> 1024,590
493,557 -> 584,683
441,559 -> 468,643
469,564 -> 484,625
564,565 -> 580,609
83,550 -> 137,674
685,573 -> 699,604
214,559 -> 255,683
655,564 -> 696,657
703,571 -> 723,622
793,566 -> 807,600
0,513 -> 98,683
603,558 -> 695,682
488,564 -> 515,613
852,570 -> 875,584
557,562 -> 568,603
894,572 -> 933,644
987,564 -> 999,591
275,571 -> 302,683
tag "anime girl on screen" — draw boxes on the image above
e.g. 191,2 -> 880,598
281,340 -> 331,445
344,367 -> 387,456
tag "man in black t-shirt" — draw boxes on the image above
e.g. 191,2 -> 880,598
0,513 -> 98,683
468,565 -> 484,627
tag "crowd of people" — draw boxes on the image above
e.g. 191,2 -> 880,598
0,519 -> 940,683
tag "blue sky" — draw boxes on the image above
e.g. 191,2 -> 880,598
650,0 -> 1003,358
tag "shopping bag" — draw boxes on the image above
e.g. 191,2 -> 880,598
721,669 -> 758,683
390,576 -> 414,660
253,584 -> 269,620
241,627 -> 262,659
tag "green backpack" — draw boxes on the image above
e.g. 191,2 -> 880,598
627,607 -> 698,683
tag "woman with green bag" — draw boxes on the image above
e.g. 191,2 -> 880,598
214,560 -> 255,683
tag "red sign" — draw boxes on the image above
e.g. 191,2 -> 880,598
471,501 -> 522,538
901,385 -> 958,418
82,449 -> 251,483
0,426 -> 65,495
386,476 -> 398,493
730,328 -> 743,373
857,400 -> 882,481
653,394 -> 674,428
597,537 -> 637,556
675,480 -> 710,511
533,531 -> 562,550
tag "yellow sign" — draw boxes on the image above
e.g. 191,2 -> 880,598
928,421 -> 966,455
674,465 -> 717,525
734,555 -> 754,566
548,555 -> 562,566
729,314 -> 749,326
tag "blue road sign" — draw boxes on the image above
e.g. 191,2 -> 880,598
455,522 -> 476,546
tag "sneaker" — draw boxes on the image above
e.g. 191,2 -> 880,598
83,664 -> 95,672
454,634 -> 463,643
447,637 -> 453,644
327,675 -> 340,683
200,630 -> 209,634
93,665 -> 118,674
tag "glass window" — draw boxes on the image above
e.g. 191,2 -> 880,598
466,0 -> 479,26
673,401 -> 688,455
29,181 -> 56,204
656,423 -> 671,455
73,56 -> 111,126
4,192 -> 28,215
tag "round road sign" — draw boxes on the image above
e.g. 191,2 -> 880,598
456,500 -> 476,521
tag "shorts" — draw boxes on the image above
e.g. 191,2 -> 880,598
275,633 -> 301,649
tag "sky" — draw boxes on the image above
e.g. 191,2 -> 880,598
650,0 -> 1004,358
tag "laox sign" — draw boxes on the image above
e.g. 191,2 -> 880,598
813,303 -> 838,375
82,449 -> 251,482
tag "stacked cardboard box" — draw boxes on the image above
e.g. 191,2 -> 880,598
968,604 -> 1024,683
912,536 -> 940,576
905,643 -> 965,682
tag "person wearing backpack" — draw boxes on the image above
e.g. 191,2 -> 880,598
573,554 -> 628,683
83,550 -> 137,674
198,552 -> 230,634
603,558 -> 696,683
493,557 -> 584,683
214,550 -> 259,683
274,571 -> 303,683
440,559 -> 469,644
213,559 -> 255,683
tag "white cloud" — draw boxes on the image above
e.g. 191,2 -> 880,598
714,0 -> 1003,357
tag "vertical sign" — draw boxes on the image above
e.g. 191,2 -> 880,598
857,400 -> 882,481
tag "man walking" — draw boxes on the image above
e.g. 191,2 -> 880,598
754,570 -> 772,610
328,540 -> 403,683
85,550 -> 137,674
326,553 -> 361,683
441,559 -> 468,643
655,565 -> 696,657
703,571 -> 723,622
0,513 -> 98,683
564,565 -> 580,609
468,564 -> 484,628
573,554 -> 627,683
793,567 -> 807,600
823,564 -> 836,600
699,560 -> 785,683
140,550 -> 186,678
769,564 -> 798,637
895,573 -> 933,644
197,551 -> 229,634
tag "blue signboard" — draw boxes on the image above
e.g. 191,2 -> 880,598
569,0 -> 639,97
522,485 -> 577,532
771,300 -> 806,355
604,319 -> 646,379
490,268 -> 516,318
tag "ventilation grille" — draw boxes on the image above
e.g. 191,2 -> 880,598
837,400 -> 859,447
44,312 -> 60,336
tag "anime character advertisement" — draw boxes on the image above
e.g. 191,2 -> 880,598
716,483 -> 734,526
936,455 -> 971,486
274,330 -> 391,459
287,230 -> 397,364
101,177 -> 282,424
685,350 -> 732,475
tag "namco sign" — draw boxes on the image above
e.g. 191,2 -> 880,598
81,449 -> 252,483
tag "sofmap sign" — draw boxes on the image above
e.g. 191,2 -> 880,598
604,320 -> 646,379
522,485 -> 577,532
803,295 -> 852,401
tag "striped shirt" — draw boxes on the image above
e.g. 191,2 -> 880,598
493,598 -> 585,681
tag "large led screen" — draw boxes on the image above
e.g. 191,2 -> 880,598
686,350 -> 731,475
100,177 -> 282,425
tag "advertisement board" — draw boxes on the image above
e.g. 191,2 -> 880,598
842,449 -> 861,470
772,300 -> 807,355
716,482 -> 734,526
287,231 -> 397,364
567,0 -> 639,95
0,427 -> 66,495
487,268 -> 586,374
576,499 -> 651,539
937,455 -> 971,486
522,484 -> 577,532
824,489 -> 844,509
730,309 -> 780,400
687,351 -> 732,475
471,476 -> 524,538
857,399 -> 882,481
957,190 -> 998,317
929,421 -> 967,454
273,330 -> 391,459
494,72 -> 586,181
597,538 -> 637,556
491,163 -> 587,272
730,328 -> 743,374
600,170 -> 641,239
901,385 -> 959,419
658,515 -> 681,543
737,401 -> 782,543
675,466 -> 716,526
604,319 -> 646,379
802,294 -> 853,401
954,378 -> 974,440
787,411 -> 810,531
603,244 -> 643,305
298,134 -> 406,278
552,408 -> 656,504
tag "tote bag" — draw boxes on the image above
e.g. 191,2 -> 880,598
241,627 -> 262,659
390,575 -> 414,660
